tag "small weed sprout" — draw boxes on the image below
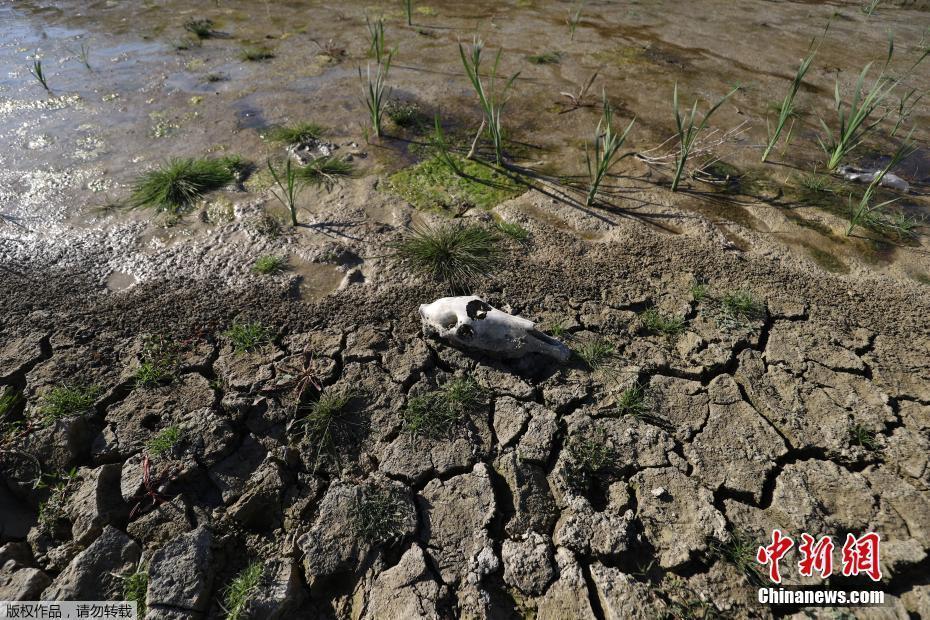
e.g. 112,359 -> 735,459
366,16 -> 387,64
147,426 -> 183,457
391,223 -> 504,292
402,377 -> 485,439
459,39 -> 520,165
574,337 -> 614,371
846,134 -> 916,237
184,19 -> 215,39
761,27 -> 826,162
819,37 -> 928,170
670,82 -> 739,191
721,289 -> 765,321
527,51 -> 562,65
615,382 -> 647,418
639,308 -> 685,336
135,335 -> 180,388
77,43 -> 92,71
385,100 -> 426,129
40,385 -> 102,425
253,255 -> 287,275
711,533 -> 765,586
567,428 -> 612,481
585,94 -> 635,206
354,486 -> 407,544
224,321 -> 270,353
546,320 -> 568,338
239,46 -> 274,62
862,0 -> 881,15
690,280 -> 709,302
29,55 -> 51,92
264,122 -> 325,145
267,159 -> 304,227
496,219 -> 529,242
0,387 -> 23,420
567,1 -> 584,41
223,562 -> 263,620
131,158 -> 237,214
891,88 -> 924,138
297,156 -> 354,188
296,389 -> 356,470
361,51 -> 394,138
850,424 -> 878,450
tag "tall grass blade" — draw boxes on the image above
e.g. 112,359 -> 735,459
670,83 -> 739,191
585,94 -> 635,206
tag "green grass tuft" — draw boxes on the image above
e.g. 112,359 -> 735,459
387,154 -> 524,213
711,533 -> 765,586
223,562 -> 263,620
296,156 -> 354,188
615,383 -> 647,418
391,223 -> 504,291
123,571 -> 148,617
147,426 -> 183,457
574,337 -> 614,371
131,158 -> 237,214
135,335 -> 180,388
239,46 -> 274,62
252,255 -> 287,275
690,281 -> 709,302
850,423 -> 878,450
264,123 -> 326,145
224,321 -> 270,353
184,19 -> 215,39
353,486 -> 407,544
527,51 -> 562,65
402,377 -> 485,439
721,289 -> 765,321
496,219 -> 529,242
385,100 -> 427,129
0,387 -> 23,419
639,308 -> 685,336
567,428 -> 612,479
297,389 -> 356,470
40,385 -> 102,425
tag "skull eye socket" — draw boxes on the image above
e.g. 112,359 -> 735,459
437,312 -> 458,329
456,324 -> 474,340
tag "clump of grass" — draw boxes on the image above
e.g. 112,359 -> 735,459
122,570 -> 148,617
366,16 -> 387,64
459,39 -> 520,165
862,0 -> 881,16
527,51 -> 562,65
135,335 -> 180,388
297,389 -> 356,470
711,533 -> 764,586
239,45 -> 274,62
818,37 -> 928,170
390,223 -> 504,291
846,134 -> 916,237
402,377 -> 485,439
77,43 -> 92,71
147,426 -> 183,457
670,83 -> 739,191
224,321 -> 270,353
797,172 -> 834,194
585,94 -> 635,206
297,156 -> 354,188
264,122 -> 325,145
721,289 -> 765,321
131,158 -> 237,214
567,428 -> 612,479
267,159 -> 304,227
546,320 -> 568,338
29,56 -> 51,93
690,280 -> 709,302
639,308 -> 685,336
614,382 -> 647,418
252,212 -> 284,238
40,384 -> 102,425
574,337 -> 614,371
184,19 -> 215,39
361,48 -> 394,138
850,423 -> 878,450
761,23 -> 828,163
0,387 -> 23,419
253,255 -> 287,275
354,486 -> 407,544
223,562 -> 263,620
496,219 -> 529,242
385,100 -> 426,130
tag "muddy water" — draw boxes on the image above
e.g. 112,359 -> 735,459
1,0 -> 929,282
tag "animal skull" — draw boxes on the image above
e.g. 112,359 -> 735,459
419,296 -> 570,362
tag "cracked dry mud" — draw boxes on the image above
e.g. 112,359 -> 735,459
2,0 -> 930,618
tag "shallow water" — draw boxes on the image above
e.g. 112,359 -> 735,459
1,0 -> 929,281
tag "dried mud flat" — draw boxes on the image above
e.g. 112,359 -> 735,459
2,0 -> 930,618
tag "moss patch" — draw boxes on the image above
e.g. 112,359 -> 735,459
806,246 -> 849,274
386,155 -> 524,212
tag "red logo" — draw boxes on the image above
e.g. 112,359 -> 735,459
756,529 -> 794,584
841,532 -> 882,582
756,531 -> 882,583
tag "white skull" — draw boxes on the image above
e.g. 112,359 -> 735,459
418,296 -> 570,362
